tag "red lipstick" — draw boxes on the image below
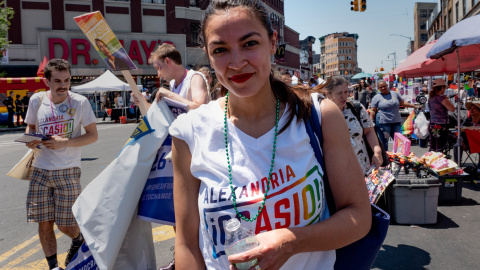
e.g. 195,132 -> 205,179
230,73 -> 254,83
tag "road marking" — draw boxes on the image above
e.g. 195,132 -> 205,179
0,226 -> 175,269
0,235 -> 39,264
0,253 -> 67,270
1,232 -> 63,269
152,225 -> 175,243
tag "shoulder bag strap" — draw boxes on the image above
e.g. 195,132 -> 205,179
346,100 -> 363,128
305,94 -> 337,215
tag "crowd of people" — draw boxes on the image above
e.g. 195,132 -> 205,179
2,91 -> 31,128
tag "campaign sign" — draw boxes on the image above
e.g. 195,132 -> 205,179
65,242 -> 98,270
74,11 -> 137,71
137,101 -> 188,225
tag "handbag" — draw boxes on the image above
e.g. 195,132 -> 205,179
6,93 -> 45,180
347,100 -> 390,167
6,149 -> 35,180
305,94 -> 390,270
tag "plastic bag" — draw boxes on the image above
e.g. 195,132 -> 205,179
414,111 -> 429,139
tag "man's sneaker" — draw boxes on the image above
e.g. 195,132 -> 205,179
158,258 -> 175,270
52,267 -> 64,270
65,241 -> 83,266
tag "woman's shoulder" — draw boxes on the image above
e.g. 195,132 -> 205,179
169,100 -> 220,139
175,100 -> 219,124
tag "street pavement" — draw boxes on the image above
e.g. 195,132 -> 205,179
0,123 -> 174,270
0,123 -> 479,269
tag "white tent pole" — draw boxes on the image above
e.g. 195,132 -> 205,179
456,49 -> 461,164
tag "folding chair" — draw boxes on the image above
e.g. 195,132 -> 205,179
462,128 -> 480,182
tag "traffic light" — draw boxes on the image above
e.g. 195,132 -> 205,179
380,67 -> 384,71
351,0 -> 359,12
360,0 -> 367,12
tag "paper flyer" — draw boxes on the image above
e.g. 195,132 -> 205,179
74,12 -> 137,71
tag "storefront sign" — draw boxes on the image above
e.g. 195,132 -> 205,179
39,30 -> 186,69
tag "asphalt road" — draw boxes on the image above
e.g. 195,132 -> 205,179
0,125 -> 479,269
0,123 -> 174,270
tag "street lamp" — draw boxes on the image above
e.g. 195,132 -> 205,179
390,34 -> 413,55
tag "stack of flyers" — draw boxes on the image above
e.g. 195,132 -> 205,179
15,133 -> 50,149
365,167 -> 395,204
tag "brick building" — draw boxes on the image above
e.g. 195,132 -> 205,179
2,0 -> 295,81
320,32 -> 359,78
427,0 -> 480,44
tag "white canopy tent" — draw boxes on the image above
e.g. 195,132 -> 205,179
71,70 -> 143,120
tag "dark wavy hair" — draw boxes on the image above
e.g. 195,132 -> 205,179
44,59 -> 71,80
200,0 -> 327,133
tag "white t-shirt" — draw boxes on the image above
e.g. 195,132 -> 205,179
170,70 -> 208,101
25,91 -> 97,170
169,101 -> 335,270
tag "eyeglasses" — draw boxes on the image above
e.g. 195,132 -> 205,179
378,85 -> 387,89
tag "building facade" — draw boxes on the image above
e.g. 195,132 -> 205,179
427,0 -> 480,43
413,2 -> 436,51
275,25 -> 300,77
299,36 -> 315,80
320,32 -> 358,78
2,0 -> 292,80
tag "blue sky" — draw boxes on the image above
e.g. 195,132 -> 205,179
284,0 -> 437,74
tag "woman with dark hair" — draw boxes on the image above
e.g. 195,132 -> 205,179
168,1 -> 371,269
323,76 -> 383,175
428,78 -> 455,151
94,39 -> 130,71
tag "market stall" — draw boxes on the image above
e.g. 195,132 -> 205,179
71,70 -> 142,121
365,132 -> 466,225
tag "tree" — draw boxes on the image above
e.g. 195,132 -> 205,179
0,1 -> 14,77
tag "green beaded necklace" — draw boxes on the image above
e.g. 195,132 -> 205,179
224,91 -> 280,222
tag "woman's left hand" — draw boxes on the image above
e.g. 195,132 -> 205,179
228,229 -> 296,270
371,152 -> 383,169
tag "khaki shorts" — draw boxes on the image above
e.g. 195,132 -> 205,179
27,167 -> 81,226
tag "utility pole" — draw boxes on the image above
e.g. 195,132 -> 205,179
388,52 -> 397,69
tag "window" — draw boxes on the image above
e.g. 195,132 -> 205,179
340,56 -> 345,61
347,63 -> 352,68
191,23 -> 200,46
456,2 -> 459,22
464,0 -> 467,16
420,21 -> 426,30
346,56 -> 352,61
142,0 -> 165,3
420,9 -> 428,18
421,33 -> 428,42
340,63 -> 345,69
190,0 -> 198,7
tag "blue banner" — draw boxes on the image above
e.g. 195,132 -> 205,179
65,242 -> 99,270
137,101 -> 187,225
